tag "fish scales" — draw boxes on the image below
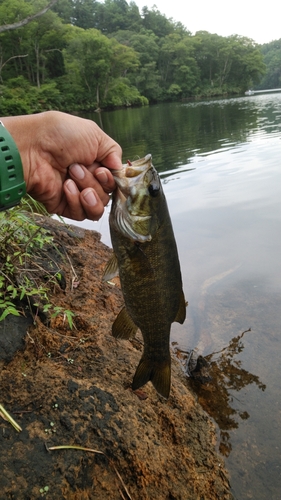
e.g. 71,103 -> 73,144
104,154 -> 186,398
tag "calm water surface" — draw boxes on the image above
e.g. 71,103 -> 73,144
70,95 -> 281,499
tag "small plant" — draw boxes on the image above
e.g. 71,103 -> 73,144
39,485 -> 49,496
0,201 -> 74,328
43,305 -> 75,330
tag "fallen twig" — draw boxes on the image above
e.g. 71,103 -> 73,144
62,249 -> 80,291
0,404 -> 22,432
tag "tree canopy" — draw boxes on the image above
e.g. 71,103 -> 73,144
0,0 -> 269,114
256,39 -> 281,89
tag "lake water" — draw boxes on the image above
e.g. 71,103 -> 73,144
68,95 -> 281,499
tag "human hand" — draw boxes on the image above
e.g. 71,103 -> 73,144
1,111 -> 122,220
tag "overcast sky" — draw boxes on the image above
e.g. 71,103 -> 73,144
134,0 -> 280,45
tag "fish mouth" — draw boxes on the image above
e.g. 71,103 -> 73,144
112,154 -> 153,185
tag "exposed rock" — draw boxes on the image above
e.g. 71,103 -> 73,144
0,313 -> 33,362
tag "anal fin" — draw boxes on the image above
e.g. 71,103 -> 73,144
112,307 -> 138,339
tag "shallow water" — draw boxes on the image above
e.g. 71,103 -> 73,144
66,94 -> 281,499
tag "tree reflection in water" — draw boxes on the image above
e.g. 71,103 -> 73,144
173,329 -> 266,456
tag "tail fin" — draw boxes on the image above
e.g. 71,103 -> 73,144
132,357 -> 171,399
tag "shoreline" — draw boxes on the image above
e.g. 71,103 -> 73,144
0,216 -> 233,499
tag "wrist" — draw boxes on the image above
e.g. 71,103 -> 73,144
0,120 -> 26,211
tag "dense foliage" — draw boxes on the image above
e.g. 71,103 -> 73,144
0,0 -> 270,114
255,39 -> 281,90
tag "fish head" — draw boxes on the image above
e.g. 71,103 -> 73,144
111,154 -> 162,242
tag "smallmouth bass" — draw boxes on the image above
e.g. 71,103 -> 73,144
103,154 -> 186,398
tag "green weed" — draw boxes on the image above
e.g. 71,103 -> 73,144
0,201 -> 74,328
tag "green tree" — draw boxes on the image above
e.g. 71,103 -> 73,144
51,0 -> 73,23
194,32 -> 222,87
257,39 -> 281,89
71,0 -> 99,29
62,27 -> 144,108
141,5 -> 173,38
158,33 -> 199,97
126,1 -> 142,32
92,0 -> 131,33
226,35 -> 266,90
194,32 -> 265,94
112,29 -> 161,100
25,11 -> 67,87
0,0 -> 269,113
104,35 -> 140,103
0,0 -> 58,33
0,2 -> 67,86
63,28 -> 111,107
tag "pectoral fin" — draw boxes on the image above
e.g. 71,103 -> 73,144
103,253 -> 119,281
174,290 -> 187,324
112,307 -> 138,339
132,356 -> 171,399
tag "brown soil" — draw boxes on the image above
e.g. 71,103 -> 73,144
0,217 -> 233,500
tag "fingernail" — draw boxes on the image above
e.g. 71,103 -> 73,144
69,163 -> 85,180
65,179 -> 78,194
96,170 -> 108,184
82,189 -> 97,206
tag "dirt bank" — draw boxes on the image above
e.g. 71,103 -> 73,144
0,217 -> 233,499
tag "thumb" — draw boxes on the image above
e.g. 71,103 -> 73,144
100,151 -> 123,171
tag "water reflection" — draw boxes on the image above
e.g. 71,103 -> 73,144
161,167 -> 195,181
173,328 -> 266,457
94,109 -> 104,130
87,94 -> 281,176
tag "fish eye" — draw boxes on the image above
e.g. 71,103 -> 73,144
148,183 -> 160,197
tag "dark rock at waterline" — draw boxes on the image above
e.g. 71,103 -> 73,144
0,313 -> 33,362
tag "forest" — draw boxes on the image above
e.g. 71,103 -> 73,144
0,0 -> 279,114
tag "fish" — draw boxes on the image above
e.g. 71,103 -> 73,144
103,154 -> 186,398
